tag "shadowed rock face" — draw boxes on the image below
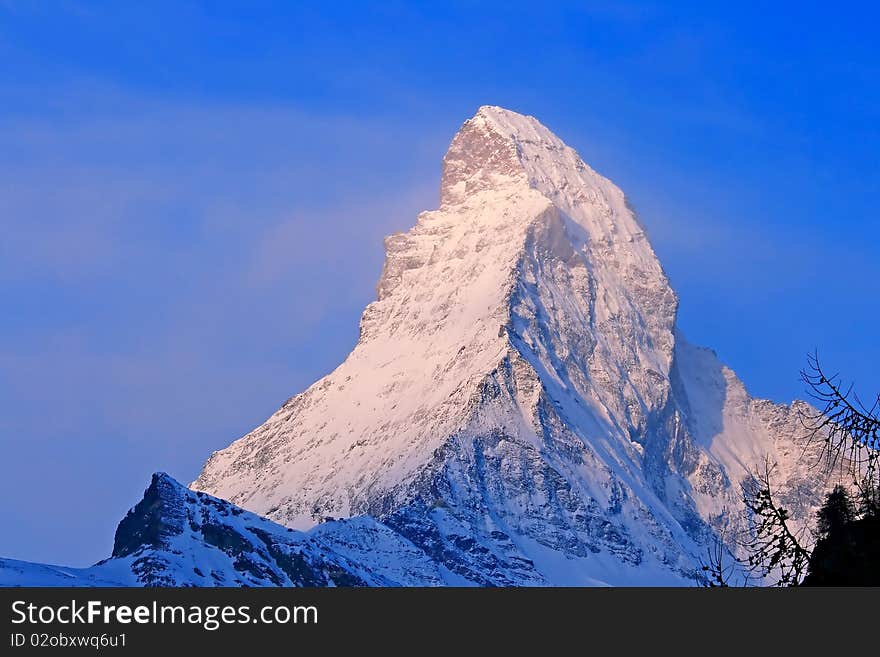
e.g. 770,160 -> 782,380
110,473 -> 367,586
113,473 -> 188,558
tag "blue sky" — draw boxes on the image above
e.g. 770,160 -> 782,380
1,2 -> 877,565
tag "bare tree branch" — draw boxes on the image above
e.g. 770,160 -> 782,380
739,458 -> 812,586
800,352 -> 880,476
699,533 -> 754,587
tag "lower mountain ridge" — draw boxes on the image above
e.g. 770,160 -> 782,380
0,473 -> 448,586
0,471 -> 692,586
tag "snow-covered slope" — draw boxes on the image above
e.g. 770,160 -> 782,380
189,106 -> 829,585
0,559 -> 130,587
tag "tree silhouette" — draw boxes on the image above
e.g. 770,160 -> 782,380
726,355 -> 879,586
802,480 -> 880,586
855,474 -> 880,519
815,485 -> 855,538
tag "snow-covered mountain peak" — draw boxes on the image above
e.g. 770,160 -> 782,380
189,107 -> 829,585
0,107 -> 833,588
441,106 -> 664,281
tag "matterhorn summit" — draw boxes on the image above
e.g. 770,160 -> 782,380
186,106 -> 825,585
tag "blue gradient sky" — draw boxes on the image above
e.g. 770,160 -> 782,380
1,2 -> 877,565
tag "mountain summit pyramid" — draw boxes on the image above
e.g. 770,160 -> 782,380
192,106 -> 825,585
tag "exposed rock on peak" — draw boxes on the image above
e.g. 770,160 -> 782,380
440,106 -> 529,206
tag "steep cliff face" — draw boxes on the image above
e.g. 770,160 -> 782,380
190,106 -> 827,585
